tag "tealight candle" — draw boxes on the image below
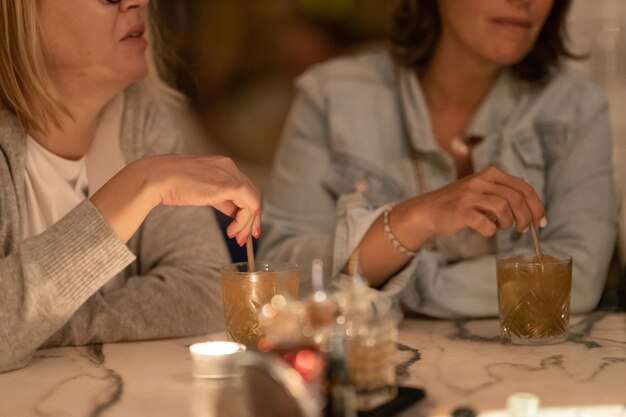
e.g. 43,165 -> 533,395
189,341 -> 246,379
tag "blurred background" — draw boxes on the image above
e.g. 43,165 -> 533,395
156,0 -> 397,188
156,0 -> 626,192
156,0 -> 626,305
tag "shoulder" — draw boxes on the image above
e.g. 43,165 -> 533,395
526,67 -> 608,119
124,80 -> 187,123
0,106 -> 25,140
295,50 -> 397,97
0,106 -> 26,166
121,80 -> 188,158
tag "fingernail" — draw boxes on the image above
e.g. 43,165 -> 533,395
253,227 -> 260,239
539,217 -> 548,228
522,226 -> 529,234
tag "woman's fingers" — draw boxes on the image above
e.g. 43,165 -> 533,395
226,208 -> 253,239
457,173 -> 541,234
482,183 -> 533,232
463,193 -> 515,231
211,170 -> 261,245
139,155 -> 262,246
464,208 -> 499,237
480,167 -> 545,224
251,215 -> 261,239
213,201 -> 238,218
227,207 -> 261,246
208,166 -> 261,243
409,166 -> 546,239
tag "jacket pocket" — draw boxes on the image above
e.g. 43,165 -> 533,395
505,130 -> 546,202
321,156 -> 405,207
511,132 -> 545,169
535,121 -> 571,163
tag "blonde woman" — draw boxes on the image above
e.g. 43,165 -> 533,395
0,0 -> 261,373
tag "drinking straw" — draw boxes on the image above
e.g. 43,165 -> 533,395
245,239 -> 255,272
312,259 -> 324,292
246,223 -> 255,273
529,221 -> 543,262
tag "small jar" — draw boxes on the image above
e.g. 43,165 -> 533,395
344,313 -> 398,411
334,274 -> 399,411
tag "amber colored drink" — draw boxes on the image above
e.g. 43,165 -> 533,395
221,262 -> 299,346
346,317 -> 398,411
496,253 -> 572,345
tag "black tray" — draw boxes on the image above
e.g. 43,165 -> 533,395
358,386 -> 426,417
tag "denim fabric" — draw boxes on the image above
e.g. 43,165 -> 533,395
259,51 -> 617,318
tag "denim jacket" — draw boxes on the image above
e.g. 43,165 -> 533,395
259,51 -> 617,318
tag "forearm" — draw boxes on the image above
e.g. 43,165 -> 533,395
90,159 -> 158,243
0,201 -> 134,373
51,266 -> 224,345
49,205 -> 230,345
0,253 -> 64,372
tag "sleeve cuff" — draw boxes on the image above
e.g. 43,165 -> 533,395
332,192 -> 419,300
23,199 -> 136,306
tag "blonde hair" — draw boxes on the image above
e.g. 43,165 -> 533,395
144,2 -> 184,101
0,0 -> 64,133
0,1 -> 178,134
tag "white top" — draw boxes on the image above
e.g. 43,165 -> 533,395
22,95 -> 126,239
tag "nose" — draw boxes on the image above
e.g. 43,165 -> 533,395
120,0 -> 149,11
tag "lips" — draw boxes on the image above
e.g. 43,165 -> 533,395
491,17 -> 532,28
121,23 -> 146,41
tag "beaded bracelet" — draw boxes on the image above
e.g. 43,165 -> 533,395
383,204 -> 417,257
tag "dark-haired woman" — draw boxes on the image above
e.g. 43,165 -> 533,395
260,0 -> 617,317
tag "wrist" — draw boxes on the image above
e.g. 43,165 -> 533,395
89,158 -> 159,243
383,204 -> 417,257
129,158 -> 161,210
393,199 -> 435,244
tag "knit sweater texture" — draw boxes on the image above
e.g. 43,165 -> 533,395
0,82 -> 229,373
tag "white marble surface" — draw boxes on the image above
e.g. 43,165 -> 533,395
397,312 -> 626,416
0,312 -> 624,417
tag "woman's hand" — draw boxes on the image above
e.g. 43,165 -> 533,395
358,166 -> 545,285
91,154 -> 261,245
412,166 -> 545,238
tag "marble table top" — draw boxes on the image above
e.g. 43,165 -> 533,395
0,312 -> 624,417
398,312 -> 626,416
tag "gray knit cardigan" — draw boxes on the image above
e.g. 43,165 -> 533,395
0,82 -> 229,373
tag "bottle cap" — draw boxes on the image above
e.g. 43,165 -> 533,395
312,258 -> 324,293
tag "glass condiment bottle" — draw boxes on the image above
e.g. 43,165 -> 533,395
339,252 -> 399,411
324,328 -> 357,417
257,295 -> 325,386
306,259 -> 338,350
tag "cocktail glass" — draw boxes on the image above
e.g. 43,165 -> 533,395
496,252 -> 572,345
221,262 -> 299,346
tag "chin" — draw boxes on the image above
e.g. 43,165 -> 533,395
124,64 -> 150,84
489,44 -> 534,66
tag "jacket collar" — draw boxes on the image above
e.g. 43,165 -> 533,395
396,65 -> 521,156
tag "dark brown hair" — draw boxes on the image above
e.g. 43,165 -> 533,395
391,0 -> 579,84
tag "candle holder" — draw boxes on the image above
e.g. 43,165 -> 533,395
189,341 -> 246,379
